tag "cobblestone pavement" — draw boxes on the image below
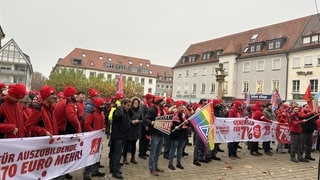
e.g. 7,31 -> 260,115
69,138 -> 319,180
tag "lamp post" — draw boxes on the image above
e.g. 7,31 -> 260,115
215,63 -> 227,99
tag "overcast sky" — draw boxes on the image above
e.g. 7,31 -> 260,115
0,0 -> 319,77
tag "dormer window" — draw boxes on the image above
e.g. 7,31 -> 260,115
82,53 -> 86,58
188,55 -> 197,62
303,34 -> 320,44
267,37 -> 286,50
72,58 -> 82,65
90,61 -> 94,66
99,56 -> 103,60
108,57 -> 112,62
128,60 -> 133,65
146,63 -> 150,67
202,51 -> 212,60
181,56 -> 187,63
139,62 -> 142,66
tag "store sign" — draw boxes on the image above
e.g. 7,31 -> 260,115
250,94 -> 271,100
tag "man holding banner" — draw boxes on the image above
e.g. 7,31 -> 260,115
145,96 -> 167,176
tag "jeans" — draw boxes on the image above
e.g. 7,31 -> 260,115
149,134 -> 163,171
290,134 -> 302,160
263,141 -> 271,152
169,139 -> 186,165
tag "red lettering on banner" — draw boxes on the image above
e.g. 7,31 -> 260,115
0,152 -> 15,164
253,125 -> 261,139
263,125 -> 271,135
240,126 -> 253,139
20,157 -> 53,174
1,164 -> 17,178
275,124 -> 291,144
54,150 -> 82,165
233,119 -> 254,126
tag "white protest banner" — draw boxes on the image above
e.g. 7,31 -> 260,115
214,117 -> 274,143
153,115 -> 173,135
0,130 -> 105,180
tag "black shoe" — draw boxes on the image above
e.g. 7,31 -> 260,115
168,164 -> 176,170
250,152 -> 259,156
199,159 -> 209,163
217,148 -> 224,152
265,151 -> 273,156
92,172 -> 105,177
182,152 -> 189,156
83,177 -> 92,180
299,158 -> 309,162
176,163 -> 184,169
193,161 -> 201,166
64,174 -> 73,179
291,158 -> 299,163
211,156 -> 221,161
305,156 -> 315,161
139,155 -> 147,160
112,173 -> 124,179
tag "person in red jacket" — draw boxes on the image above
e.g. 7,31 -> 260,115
0,83 -> 27,138
83,97 -> 106,179
25,86 -> 58,137
54,85 -> 82,135
228,100 -> 244,159
289,107 -> 307,163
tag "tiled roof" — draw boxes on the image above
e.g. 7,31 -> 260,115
149,64 -> 173,83
174,15 -> 312,68
56,48 -> 169,78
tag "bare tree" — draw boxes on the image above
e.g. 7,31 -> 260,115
31,72 -> 47,91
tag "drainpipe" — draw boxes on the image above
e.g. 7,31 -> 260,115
285,52 -> 289,101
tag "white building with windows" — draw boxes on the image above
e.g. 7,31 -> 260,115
173,14 -> 320,103
53,48 -> 172,96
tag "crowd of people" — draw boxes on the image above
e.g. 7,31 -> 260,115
0,82 -> 319,179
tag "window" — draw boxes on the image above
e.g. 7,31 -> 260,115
177,83 -> 181,91
72,59 -> 82,65
202,67 -> 207,75
149,79 -> 153,84
272,80 -> 279,91
292,57 -> 300,68
192,84 -> 197,93
98,73 -> 104,79
312,35 -> 319,42
272,58 -> 281,70
275,41 -> 281,49
135,77 -> 139,82
210,83 -> 215,93
243,62 -> 250,72
148,88 -> 152,93
292,80 -> 300,93
128,76 -> 133,81
108,57 -> 112,61
243,81 -> 249,93
106,63 -> 114,69
186,70 -> 189,76
223,82 -> 228,94
90,61 -> 94,66
166,85 -> 169,89
128,60 -> 133,65
256,44 -> 261,52
202,52 -> 211,60
184,83 -> 189,92
303,37 -> 311,44
310,79 -> 318,92
99,56 -> 103,60
250,46 -> 255,52
157,84 -> 160,88
130,66 -> 138,72
193,68 -> 198,76
178,72 -> 182,77
141,68 -> 149,74
201,83 -> 205,93
181,57 -> 187,63
89,72 -> 96,77
257,61 -> 265,71
256,80 -> 263,93
141,78 -> 145,85
107,74 -> 112,80
268,42 -> 274,50
82,53 -> 86,57
304,56 -> 313,66
161,84 -> 164,88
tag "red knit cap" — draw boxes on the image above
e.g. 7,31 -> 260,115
154,96 -> 165,104
145,93 -> 154,101
94,97 -> 105,108
89,88 -> 99,98
40,86 -> 56,100
0,83 -> 6,90
166,97 -> 174,105
212,99 -> 223,107
233,100 -> 242,108
63,86 -> 77,98
9,83 -> 27,99
115,92 -> 124,99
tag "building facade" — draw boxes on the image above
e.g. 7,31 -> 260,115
173,14 -> 320,103
53,48 -> 172,96
0,39 -> 33,90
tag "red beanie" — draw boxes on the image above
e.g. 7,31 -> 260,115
212,99 -> 223,107
0,83 -> 6,90
94,97 -> 105,108
9,83 -> 27,99
233,100 -> 242,108
154,96 -> 164,104
40,86 -> 56,100
145,93 -> 154,101
166,97 -> 174,105
63,86 -> 77,98
115,92 -> 124,99
89,88 -> 99,98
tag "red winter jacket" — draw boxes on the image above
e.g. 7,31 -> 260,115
252,110 -> 272,123
289,112 -> 303,134
0,96 -> 26,138
25,103 -> 58,136
84,109 -> 106,131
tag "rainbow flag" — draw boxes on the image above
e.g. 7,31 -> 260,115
188,103 -> 215,150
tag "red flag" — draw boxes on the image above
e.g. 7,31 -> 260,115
116,74 -> 123,93
303,85 -> 314,110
